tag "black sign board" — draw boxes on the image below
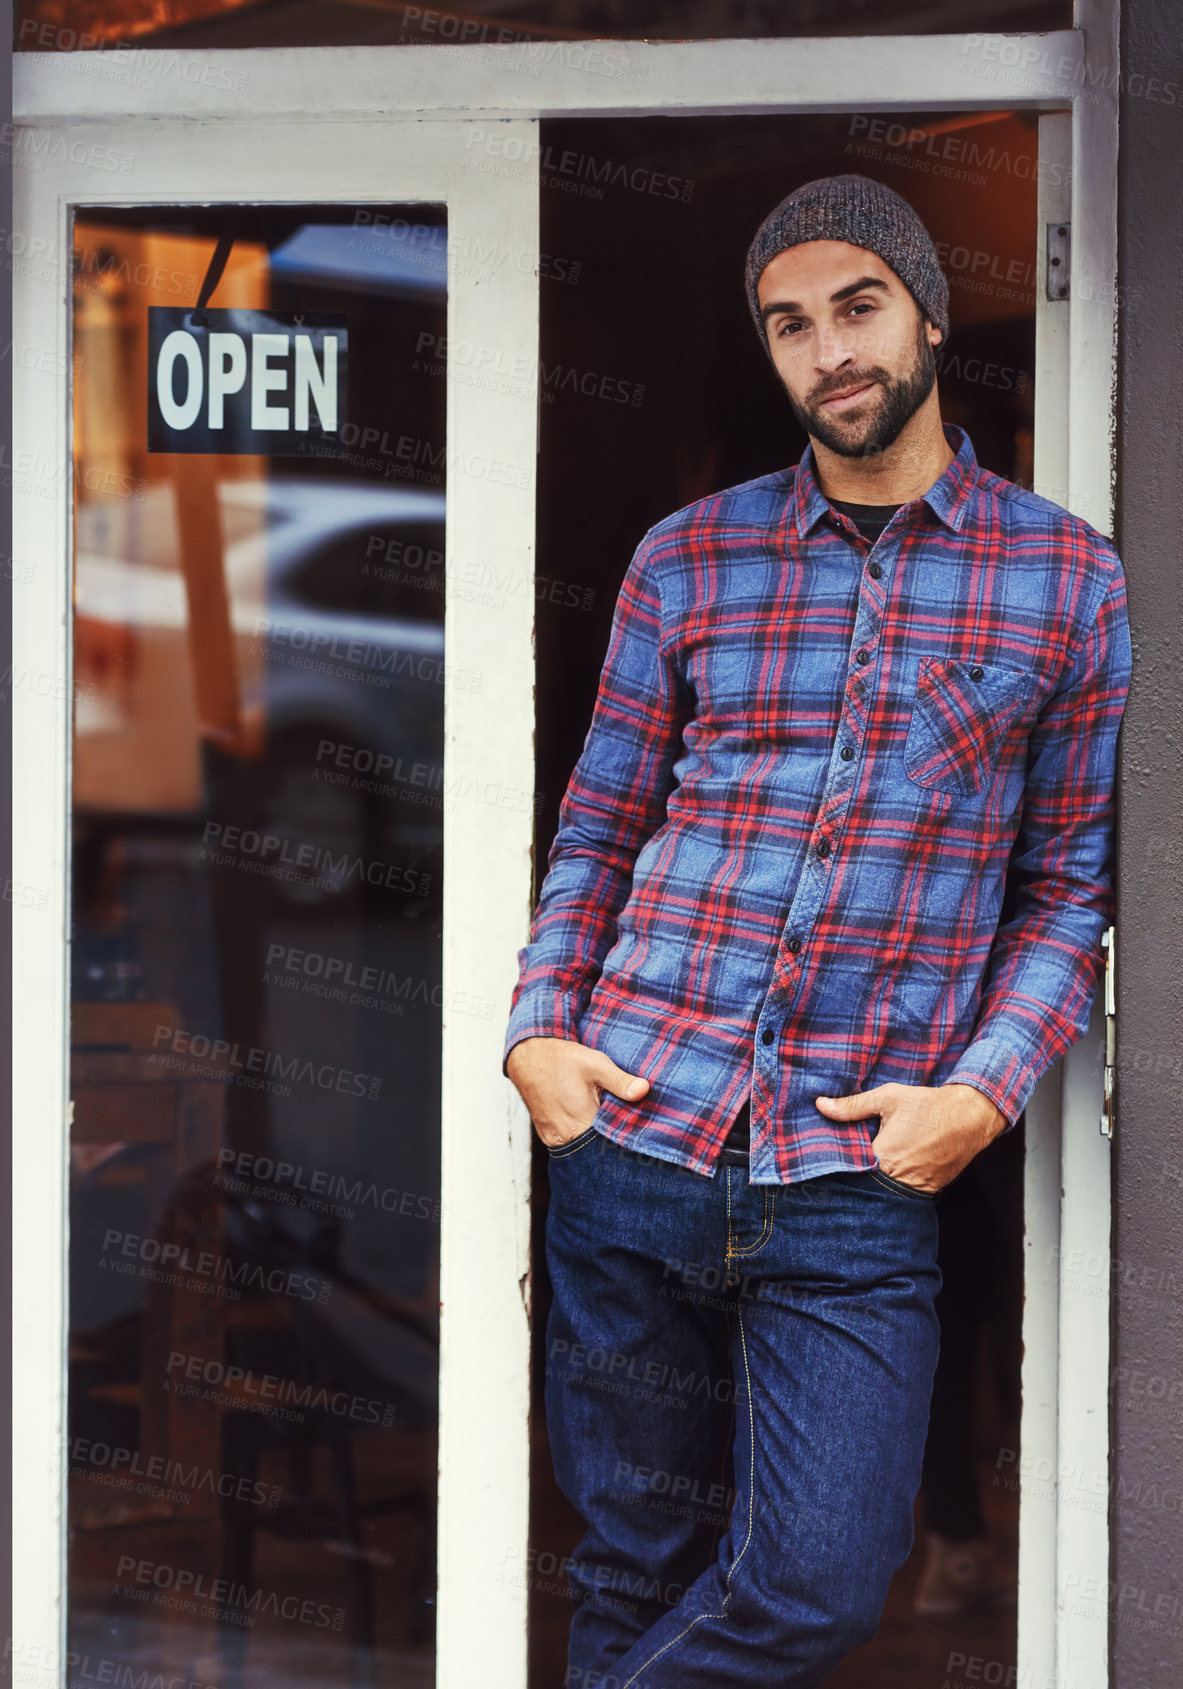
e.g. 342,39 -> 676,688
147,307 -> 349,456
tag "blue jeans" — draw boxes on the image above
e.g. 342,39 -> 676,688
543,1127 -> 942,1687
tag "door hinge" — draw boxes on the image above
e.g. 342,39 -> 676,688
1046,221 -> 1070,301
1101,924 -> 1116,1139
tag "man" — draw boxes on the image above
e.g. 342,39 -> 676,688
502,173 -> 1130,1685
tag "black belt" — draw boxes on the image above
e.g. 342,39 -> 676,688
716,1096 -> 751,1166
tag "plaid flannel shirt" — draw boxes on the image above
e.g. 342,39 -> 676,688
503,424 -> 1131,1183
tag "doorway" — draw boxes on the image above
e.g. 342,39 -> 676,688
527,110 -> 1037,1688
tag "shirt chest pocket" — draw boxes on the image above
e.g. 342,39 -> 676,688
903,654 -> 1033,797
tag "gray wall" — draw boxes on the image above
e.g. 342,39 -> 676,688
1112,2 -> 1183,1684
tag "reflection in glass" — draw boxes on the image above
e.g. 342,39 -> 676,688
69,204 -> 446,1689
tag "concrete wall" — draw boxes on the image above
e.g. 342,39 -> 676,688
1112,2 -> 1183,1684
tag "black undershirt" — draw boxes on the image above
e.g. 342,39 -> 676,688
826,496 -> 905,546
715,495 -> 903,1168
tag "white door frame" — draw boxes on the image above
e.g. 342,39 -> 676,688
13,21 -> 1119,1689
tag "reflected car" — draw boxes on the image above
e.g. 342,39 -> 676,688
73,476 -> 447,912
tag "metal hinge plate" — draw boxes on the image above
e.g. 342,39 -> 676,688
1101,924 -> 1115,1138
1046,221 -> 1071,301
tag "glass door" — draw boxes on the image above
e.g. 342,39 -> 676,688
14,118 -> 538,1689
69,199 -> 448,1689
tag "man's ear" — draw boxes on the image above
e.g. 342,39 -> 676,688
926,320 -> 944,350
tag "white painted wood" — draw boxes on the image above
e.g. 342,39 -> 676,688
1034,113 -> 1073,511
438,122 -> 537,1689
1028,75 -> 1118,1684
12,138 -> 74,1685
1020,1061 -> 1064,1689
13,31 -> 1084,124
1057,999 -> 1111,1688
1057,3 -> 1121,1681
1018,110 -> 1072,1689
10,116 -> 537,1689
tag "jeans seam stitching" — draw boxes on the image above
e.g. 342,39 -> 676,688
870,1169 -> 933,1200
727,1190 -> 776,1256
726,1303 -> 758,1588
617,1304 -> 756,1686
549,1128 -> 598,1159
619,1612 -> 714,1686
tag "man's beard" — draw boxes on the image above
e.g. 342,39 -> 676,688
787,315 -> 938,459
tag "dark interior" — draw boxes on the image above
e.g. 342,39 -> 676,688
528,110 -> 1033,1687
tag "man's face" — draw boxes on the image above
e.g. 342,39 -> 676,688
756,240 -> 942,459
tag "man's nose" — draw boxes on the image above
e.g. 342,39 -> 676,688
812,325 -> 858,377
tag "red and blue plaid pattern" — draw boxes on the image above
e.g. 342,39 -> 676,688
503,425 -> 1131,1183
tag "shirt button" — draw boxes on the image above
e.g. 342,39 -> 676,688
786,936 -> 802,954
815,838 -> 831,859
867,560 -> 882,579
840,745 -> 854,761
761,1028 -> 775,1045
969,664 -> 984,680
855,648 -> 870,665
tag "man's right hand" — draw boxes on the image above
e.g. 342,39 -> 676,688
505,1036 -> 650,1149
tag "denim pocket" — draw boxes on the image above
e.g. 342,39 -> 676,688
870,1168 -> 937,1202
547,1122 -> 601,1159
904,655 -> 1031,797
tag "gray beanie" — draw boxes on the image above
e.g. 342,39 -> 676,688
744,173 -> 949,354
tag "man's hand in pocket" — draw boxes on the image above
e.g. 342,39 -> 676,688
506,1036 -> 650,1148
813,1081 -> 1009,1193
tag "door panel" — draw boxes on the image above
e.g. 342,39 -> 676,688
14,117 -> 538,1689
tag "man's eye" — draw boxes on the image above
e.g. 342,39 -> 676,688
776,320 -> 803,337
848,302 -> 875,317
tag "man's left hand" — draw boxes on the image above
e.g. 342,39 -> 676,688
813,1082 -> 1010,1195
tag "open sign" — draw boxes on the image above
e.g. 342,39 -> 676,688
147,307 -> 349,456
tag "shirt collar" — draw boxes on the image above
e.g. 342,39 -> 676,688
788,422 -> 978,540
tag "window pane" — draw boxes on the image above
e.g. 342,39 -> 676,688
69,202 -> 446,1688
